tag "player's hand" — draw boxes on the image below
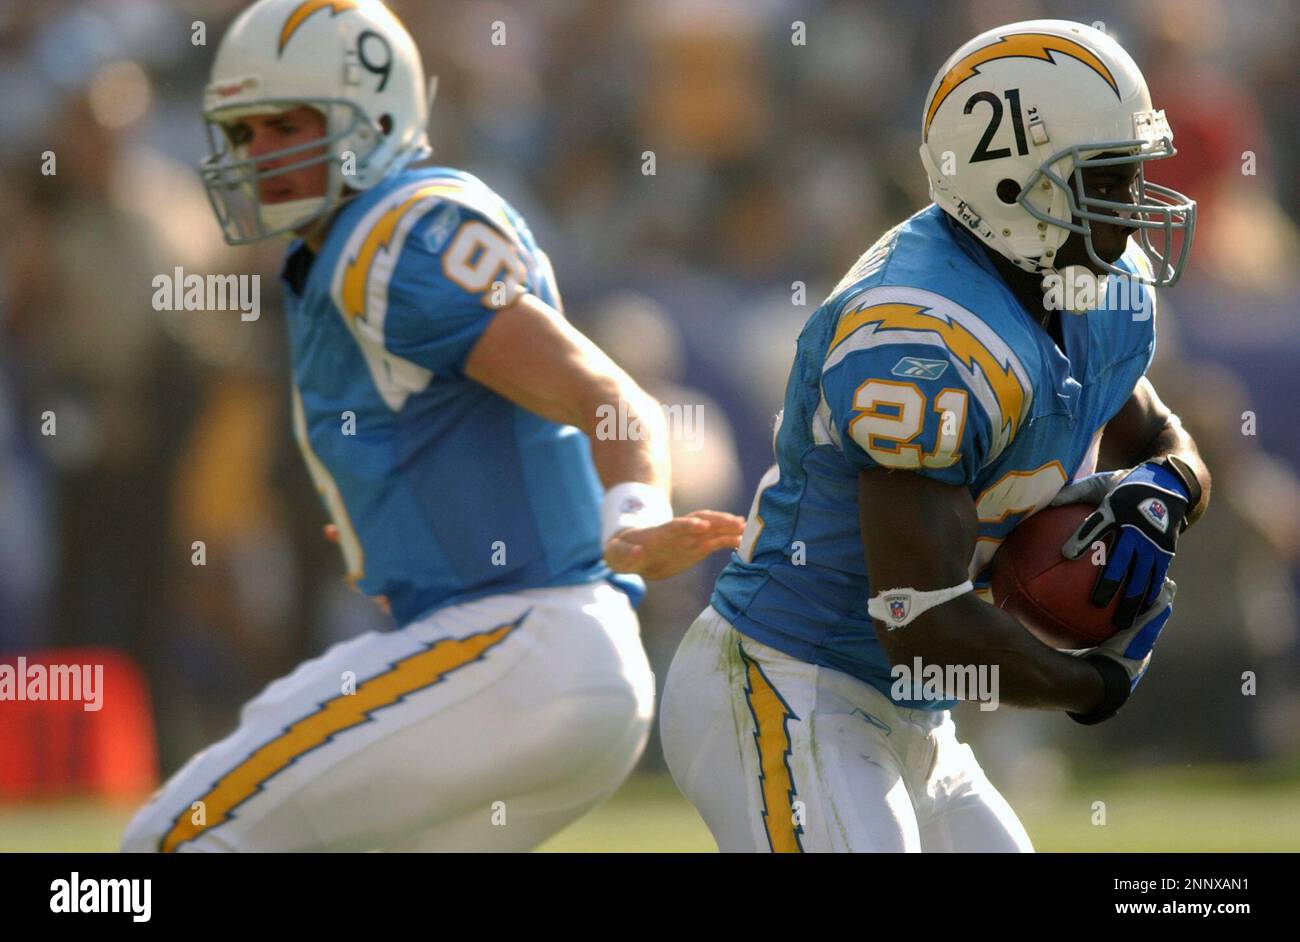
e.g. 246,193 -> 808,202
1049,469 -> 1126,508
1050,463 -> 1190,629
323,524 -> 391,616
1071,576 -> 1175,691
603,510 -> 745,581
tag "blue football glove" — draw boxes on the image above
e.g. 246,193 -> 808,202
1066,577 -> 1175,724
1075,576 -> 1176,689
1050,462 -> 1191,630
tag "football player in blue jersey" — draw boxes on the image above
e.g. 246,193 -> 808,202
122,0 -> 743,852
660,20 -> 1211,852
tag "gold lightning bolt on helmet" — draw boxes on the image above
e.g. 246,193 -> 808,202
919,19 -> 1195,286
201,0 -> 434,244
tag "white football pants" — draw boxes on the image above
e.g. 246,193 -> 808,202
660,605 -> 1033,853
122,582 -> 653,852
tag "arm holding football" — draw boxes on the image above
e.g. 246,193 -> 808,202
1054,376 -> 1211,627
858,467 -> 1108,713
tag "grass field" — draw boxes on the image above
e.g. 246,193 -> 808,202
3,762 -> 1297,852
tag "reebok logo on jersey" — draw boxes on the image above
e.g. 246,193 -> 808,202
422,204 -> 462,253
890,356 -> 949,381
1138,497 -> 1169,532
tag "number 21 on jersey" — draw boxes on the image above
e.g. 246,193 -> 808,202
849,379 -> 968,469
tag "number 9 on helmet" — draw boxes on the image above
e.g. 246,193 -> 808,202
200,0 -> 434,245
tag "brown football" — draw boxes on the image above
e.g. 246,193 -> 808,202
989,503 -> 1120,649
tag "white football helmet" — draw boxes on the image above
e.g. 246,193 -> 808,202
201,0 -> 433,244
920,19 -> 1195,286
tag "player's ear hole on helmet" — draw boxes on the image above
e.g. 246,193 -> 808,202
378,114 -> 393,135
996,179 -> 1021,205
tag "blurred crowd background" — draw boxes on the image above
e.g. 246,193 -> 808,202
1,0 -> 1298,803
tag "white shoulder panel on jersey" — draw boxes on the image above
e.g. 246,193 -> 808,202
820,285 -> 1033,462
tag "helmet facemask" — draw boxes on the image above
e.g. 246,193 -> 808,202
200,98 -> 382,245
1017,114 -> 1196,287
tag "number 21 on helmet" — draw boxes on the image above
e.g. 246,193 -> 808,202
919,19 -> 1196,287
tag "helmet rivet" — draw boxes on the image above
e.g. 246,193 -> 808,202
1040,182 -> 1050,190
1037,223 -> 1046,231
1045,249 -> 1054,257
1001,228 -> 1011,237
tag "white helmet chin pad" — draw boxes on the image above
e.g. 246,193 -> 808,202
201,0 -> 433,245
259,196 -> 327,237
920,19 -> 1196,287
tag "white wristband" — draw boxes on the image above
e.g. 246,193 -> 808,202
601,482 -> 673,545
868,581 -> 974,629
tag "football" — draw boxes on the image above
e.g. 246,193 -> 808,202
989,503 -> 1120,649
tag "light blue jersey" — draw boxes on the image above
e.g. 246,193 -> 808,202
282,166 -> 639,626
713,205 -> 1157,708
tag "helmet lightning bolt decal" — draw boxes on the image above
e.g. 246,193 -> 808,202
924,32 -> 1120,139
739,643 -> 804,853
158,614 -> 526,852
279,0 -> 360,55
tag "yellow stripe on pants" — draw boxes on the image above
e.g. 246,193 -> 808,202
739,643 -> 803,853
160,618 -> 522,852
